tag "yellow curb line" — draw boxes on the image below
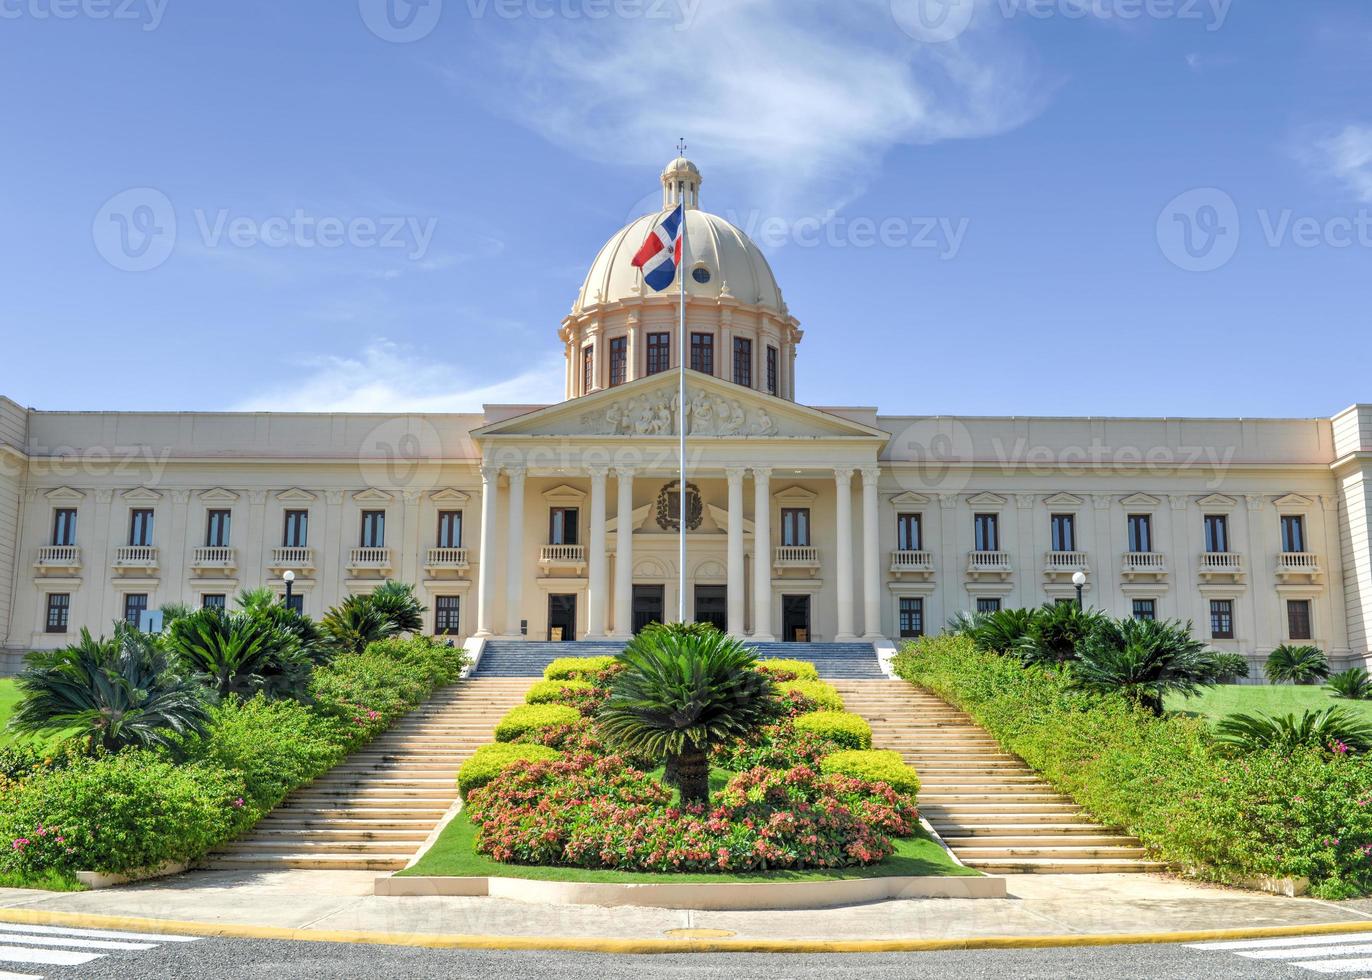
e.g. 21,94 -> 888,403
2,907 -> 1372,953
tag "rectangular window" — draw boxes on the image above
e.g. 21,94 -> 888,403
690,333 -> 714,375
360,510 -> 386,548
973,513 -> 999,552
549,507 -> 579,546
128,509 -> 154,547
1203,514 -> 1229,553
206,509 -> 231,547
1287,599 -> 1313,641
52,509 -> 77,547
976,597 -> 1002,614
1050,514 -> 1076,552
897,513 -> 922,551
1281,515 -> 1306,553
1132,599 -> 1156,621
646,332 -> 671,375
285,593 -> 304,614
899,597 -> 924,638
283,510 -> 309,548
780,508 -> 811,547
1127,514 -> 1152,553
766,345 -> 778,396
437,511 -> 463,548
1209,599 -> 1234,639
124,593 -> 149,627
202,594 -> 226,611
733,337 -> 752,387
435,595 -> 461,636
45,593 -> 70,634
609,336 -> 627,386
582,345 -> 595,393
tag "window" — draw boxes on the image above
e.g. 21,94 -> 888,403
609,336 -> 627,386
780,508 -> 811,547
360,510 -> 386,548
1132,599 -> 1156,621
1127,514 -> 1152,553
646,332 -> 671,375
691,266 -> 711,284
1281,515 -> 1306,553
974,513 -> 999,552
437,511 -> 463,548
435,596 -> 461,636
897,513 -> 922,551
690,332 -> 714,375
549,507 -> 579,546
1209,599 -> 1234,639
52,509 -> 77,547
45,593 -> 70,634
1203,514 -> 1229,553
283,510 -> 309,547
202,594 -> 226,611
124,593 -> 149,627
899,597 -> 924,638
128,509 -> 154,547
733,337 -> 752,387
582,345 -> 595,393
1287,599 -> 1313,641
1050,514 -> 1076,552
285,593 -> 304,614
206,509 -> 231,547
766,345 -> 778,395
976,597 -> 1002,614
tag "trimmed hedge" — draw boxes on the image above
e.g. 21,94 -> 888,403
493,704 -> 581,743
543,656 -> 617,681
778,680 -> 845,712
756,659 -> 820,682
458,743 -> 561,797
793,711 -> 872,750
821,750 -> 920,797
525,679 -> 595,704
894,633 -> 1372,899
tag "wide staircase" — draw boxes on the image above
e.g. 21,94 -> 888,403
750,642 -> 885,679
834,680 -> 1166,874
472,640 -> 626,677
202,678 -> 534,872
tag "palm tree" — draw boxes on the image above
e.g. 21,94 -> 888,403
368,580 -> 427,634
1327,668 -> 1372,701
966,607 -> 1038,654
1216,707 -> 1372,754
320,594 -> 395,655
1072,617 -> 1213,715
236,587 -> 330,665
9,625 -> 210,755
166,606 -> 311,701
1018,602 -> 1103,666
1265,644 -> 1330,685
597,624 -> 776,806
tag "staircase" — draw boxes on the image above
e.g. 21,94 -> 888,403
472,640 -> 626,677
750,642 -> 885,679
201,678 -> 534,871
834,680 -> 1166,874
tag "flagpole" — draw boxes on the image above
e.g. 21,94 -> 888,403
677,166 -> 688,626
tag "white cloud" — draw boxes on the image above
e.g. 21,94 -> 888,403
233,340 -> 566,413
1304,124 -> 1372,203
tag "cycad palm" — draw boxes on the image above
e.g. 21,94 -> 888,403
1216,707 -> 1372,754
166,606 -> 310,700
1072,617 -> 1212,715
1264,644 -> 1330,685
320,595 -> 395,655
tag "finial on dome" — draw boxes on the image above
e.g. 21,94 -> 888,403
661,147 -> 702,211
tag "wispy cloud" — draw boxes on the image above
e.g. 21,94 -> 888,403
1302,124 -> 1372,204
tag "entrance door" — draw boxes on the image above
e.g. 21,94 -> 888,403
547,594 -> 577,641
694,585 -> 727,632
782,595 -> 811,643
632,585 -> 664,634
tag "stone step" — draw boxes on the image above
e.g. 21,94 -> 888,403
249,828 -> 433,841
201,854 -> 410,871
962,857 -> 1169,874
942,835 -> 1136,849
223,838 -> 425,853
922,802 -> 1084,814
934,822 -> 1117,835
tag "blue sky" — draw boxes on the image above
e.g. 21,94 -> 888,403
1,0 -> 1370,418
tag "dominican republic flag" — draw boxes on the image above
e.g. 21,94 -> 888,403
630,204 -> 684,292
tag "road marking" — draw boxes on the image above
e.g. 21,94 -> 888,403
1288,960 -> 1372,974
0,934 -> 154,951
0,923 -> 199,943
0,922 -> 202,976
1191,933 -> 1372,951
1241,944 -> 1372,960
0,971 -> 43,980
0,945 -> 101,966
1190,934 -> 1372,975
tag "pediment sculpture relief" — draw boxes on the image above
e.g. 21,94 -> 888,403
579,386 -> 779,437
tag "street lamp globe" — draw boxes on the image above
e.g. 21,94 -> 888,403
282,570 -> 295,584
282,569 -> 296,609
1071,571 -> 1086,588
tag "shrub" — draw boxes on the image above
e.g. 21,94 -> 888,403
1216,708 -> 1372,754
1266,645 -> 1331,685
1207,652 -> 1250,684
494,704 -> 581,743
964,607 -> 1037,654
755,659 -> 820,682
793,711 -> 872,750
1328,668 -> 1372,701
458,743 -> 561,797
544,656 -> 617,681
820,750 -> 920,797
166,606 -> 314,702
525,679 -> 595,704
1072,618 -> 1214,715
776,680 -> 844,713
712,720 -> 837,771
1018,602 -> 1103,666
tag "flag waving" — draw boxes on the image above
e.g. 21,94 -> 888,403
630,204 -> 684,292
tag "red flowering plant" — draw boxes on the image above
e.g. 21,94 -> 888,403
711,720 -> 837,771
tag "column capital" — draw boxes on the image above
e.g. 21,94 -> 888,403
587,465 -> 610,481
504,465 -> 526,482
612,465 -> 636,480
402,488 -> 424,503
725,466 -> 748,483
480,464 -> 502,483
833,466 -> 856,484
751,466 -> 773,482
859,465 -> 881,486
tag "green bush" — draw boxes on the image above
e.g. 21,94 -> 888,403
1328,668 -> 1372,701
777,680 -> 844,712
820,750 -> 920,796
1215,708 -> 1372,754
458,743 -> 561,797
793,711 -> 872,750
1266,644 -> 1331,685
543,656 -> 617,681
494,704 -> 581,743
756,659 -> 820,682
525,679 -> 595,704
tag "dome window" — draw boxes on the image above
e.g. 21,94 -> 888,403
691,266 -> 712,285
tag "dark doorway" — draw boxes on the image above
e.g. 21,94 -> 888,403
694,585 -> 727,632
632,585 -> 664,634
547,594 -> 577,641
782,595 -> 811,643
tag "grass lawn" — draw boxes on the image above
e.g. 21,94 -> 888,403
1167,684 -> 1372,726
0,679 -> 20,747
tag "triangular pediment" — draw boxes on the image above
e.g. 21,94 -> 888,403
430,488 -> 471,504
1272,493 -> 1315,511
1042,492 -> 1084,508
277,488 -> 318,502
774,485 -> 818,503
1195,493 -> 1237,510
474,371 -> 888,441
542,484 -> 586,505
121,486 -> 162,502
1119,493 -> 1162,509
45,486 -> 85,502
966,492 -> 1007,508
890,491 -> 930,507
353,488 -> 394,503
199,487 -> 240,502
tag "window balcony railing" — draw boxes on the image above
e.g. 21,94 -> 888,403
889,549 -> 934,579
269,547 -> 314,571
191,546 -> 236,570
1198,551 -> 1245,581
1121,551 -> 1167,579
347,547 -> 393,572
112,545 -> 159,569
773,546 -> 820,574
34,545 -> 82,571
1276,551 -> 1323,582
539,544 -> 587,570
425,547 -> 470,570
966,550 -> 1012,580
1043,550 -> 1089,577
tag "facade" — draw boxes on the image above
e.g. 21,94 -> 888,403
4,158 -> 1372,674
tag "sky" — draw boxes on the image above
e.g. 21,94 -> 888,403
1,0 -> 1370,419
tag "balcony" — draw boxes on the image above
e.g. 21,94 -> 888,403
112,545 -> 159,571
773,546 -> 821,575
34,545 -> 82,575
966,550 -> 1012,580
425,547 -> 470,571
191,546 -> 237,574
1276,551 -> 1323,583
1198,551 -> 1245,582
269,547 -> 315,573
539,544 -> 587,573
889,549 -> 934,580
1043,550 -> 1089,580
347,547 -> 393,573
1121,551 -> 1168,581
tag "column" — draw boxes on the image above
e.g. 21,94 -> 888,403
861,466 -> 883,640
726,466 -> 746,636
752,467 -> 774,640
475,465 -> 500,637
612,467 -> 634,638
834,467 -> 857,641
503,466 -> 526,637
587,467 -> 609,638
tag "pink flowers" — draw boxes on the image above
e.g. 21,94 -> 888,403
232,797 -> 245,809
11,839 -> 29,851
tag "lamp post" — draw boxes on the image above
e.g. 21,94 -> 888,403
282,569 -> 295,610
1072,570 -> 1086,609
